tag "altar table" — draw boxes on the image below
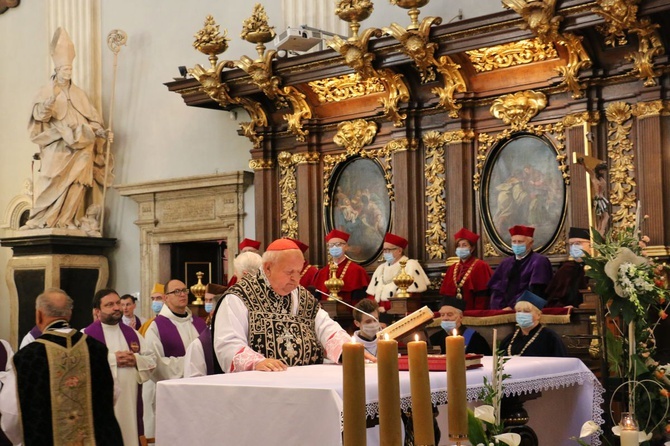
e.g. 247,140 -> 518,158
156,356 -> 604,446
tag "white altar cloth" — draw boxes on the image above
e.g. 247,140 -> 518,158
156,356 -> 603,446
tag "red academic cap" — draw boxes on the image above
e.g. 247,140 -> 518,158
454,227 -> 479,245
239,238 -> 261,251
325,229 -> 350,242
384,233 -> 408,249
509,225 -> 535,237
266,238 -> 300,251
287,238 -> 309,253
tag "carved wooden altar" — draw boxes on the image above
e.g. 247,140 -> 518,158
166,0 -> 670,287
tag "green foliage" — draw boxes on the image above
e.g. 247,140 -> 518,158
467,409 -> 488,446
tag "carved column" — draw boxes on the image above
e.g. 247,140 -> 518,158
295,154 -> 323,266
564,113 -> 595,231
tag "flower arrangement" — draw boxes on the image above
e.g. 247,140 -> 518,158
583,222 -> 670,442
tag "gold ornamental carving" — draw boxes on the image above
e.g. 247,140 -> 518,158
502,0 -> 562,43
626,18 -> 665,87
248,158 -> 273,171
423,131 -> 447,260
234,5 -> 313,142
555,33 -> 592,99
278,151 -> 299,239
631,100 -> 664,118
190,15 -> 267,150
466,39 -> 559,73
562,111 -> 600,128
593,0 -> 640,47
605,101 -> 636,229
483,241 -> 501,258
307,74 -> 385,103
292,152 -> 320,165
332,119 -> 378,155
546,239 -> 566,255
490,90 -> 547,130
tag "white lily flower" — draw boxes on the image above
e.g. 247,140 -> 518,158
474,405 -> 496,424
639,431 -> 652,442
579,420 -> 600,438
611,426 -> 621,436
493,432 -> 521,446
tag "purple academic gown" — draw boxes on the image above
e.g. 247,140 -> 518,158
488,251 -> 553,309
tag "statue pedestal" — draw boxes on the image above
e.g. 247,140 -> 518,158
0,235 -> 116,345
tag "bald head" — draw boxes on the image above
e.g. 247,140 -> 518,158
35,288 -> 73,330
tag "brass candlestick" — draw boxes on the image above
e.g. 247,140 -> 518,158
390,0 -> 430,31
393,259 -> 414,298
324,262 -> 344,301
190,271 -> 206,305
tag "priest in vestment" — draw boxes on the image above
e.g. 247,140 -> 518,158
439,228 -> 493,310
213,239 -> 363,373
366,233 -> 430,312
228,238 -> 262,286
488,225 -> 553,310
313,229 -> 370,303
287,238 -> 319,288
83,289 -> 156,446
0,288 -> 123,445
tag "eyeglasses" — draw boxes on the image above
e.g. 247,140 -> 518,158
327,242 -> 345,248
166,288 -> 189,295
382,247 -> 399,253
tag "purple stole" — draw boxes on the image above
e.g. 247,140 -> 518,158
198,328 -> 214,376
84,320 -> 144,435
154,314 -> 206,357
29,325 -> 42,340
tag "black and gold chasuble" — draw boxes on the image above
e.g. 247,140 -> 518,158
229,272 -> 324,366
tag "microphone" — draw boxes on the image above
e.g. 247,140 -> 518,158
313,289 -> 380,324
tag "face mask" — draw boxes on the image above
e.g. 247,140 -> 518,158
455,247 -> 471,260
511,243 -> 527,257
383,252 -> 395,264
570,245 -> 584,259
516,312 -> 534,329
441,320 -> 457,332
151,301 -> 164,314
204,303 -> 214,313
328,246 -> 343,258
360,321 -> 380,338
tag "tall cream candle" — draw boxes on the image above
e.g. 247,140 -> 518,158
408,336 -> 435,446
446,330 -> 468,441
343,338 -> 366,446
377,335 -> 402,445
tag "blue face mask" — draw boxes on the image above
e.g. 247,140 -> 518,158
570,245 -> 584,259
328,246 -> 343,258
511,243 -> 527,257
516,312 -> 534,329
441,320 -> 457,332
383,252 -> 395,264
455,247 -> 471,260
204,303 -> 214,313
151,301 -> 163,314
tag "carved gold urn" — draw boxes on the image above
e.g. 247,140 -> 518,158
190,271 -> 206,305
324,262 -> 344,301
335,0 -> 374,40
390,0 -> 429,30
393,259 -> 414,298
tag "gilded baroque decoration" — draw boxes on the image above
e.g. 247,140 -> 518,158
234,5 -> 313,142
278,151 -> 299,238
466,39 -> 559,73
593,0 -> 640,47
189,15 -> 267,149
631,100 -> 664,118
476,91 -> 570,192
555,33 -> 592,99
546,238 -> 567,255
324,120 -> 410,206
626,18 -> 665,87
328,1 -> 411,127
605,101 -> 637,228
484,241 -> 501,258
490,90 -> 547,130
431,56 -> 467,118
423,131 -> 448,260
248,158 -> 274,170
562,111 -> 600,128
502,0 -> 562,43
307,74 -> 385,103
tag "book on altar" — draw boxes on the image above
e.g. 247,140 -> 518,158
376,306 -> 434,341
397,353 -> 484,371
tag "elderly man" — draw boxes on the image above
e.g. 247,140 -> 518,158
488,225 -> 553,310
228,239 -> 263,286
430,297 -> 491,355
214,238 -> 364,373
367,233 -> 430,312
0,288 -> 123,445
120,293 -> 143,330
545,227 -> 591,308
84,289 -> 156,446
313,229 -> 370,303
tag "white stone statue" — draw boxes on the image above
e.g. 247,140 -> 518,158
21,27 -> 112,233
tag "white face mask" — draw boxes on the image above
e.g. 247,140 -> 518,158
360,321 -> 380,338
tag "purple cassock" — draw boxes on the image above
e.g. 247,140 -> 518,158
488,251 -> 553,309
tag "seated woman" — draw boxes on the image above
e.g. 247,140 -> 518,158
430,296 -> 491,355
499,290 -> 566,357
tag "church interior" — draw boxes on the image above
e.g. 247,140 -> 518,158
1,0 -> 670,445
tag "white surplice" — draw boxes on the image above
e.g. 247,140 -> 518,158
0,339 -> 20,445
366,256 -> 430,302
83,324 -> 156,446
183,338 -> 207,378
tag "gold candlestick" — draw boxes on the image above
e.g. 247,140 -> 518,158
393,259 -> 414,298
190,271 -> 206,305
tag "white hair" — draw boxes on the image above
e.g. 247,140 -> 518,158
234,251 -> 263,278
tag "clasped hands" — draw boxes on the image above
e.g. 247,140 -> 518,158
254,351 -> 377,372
115,351 -> 137,368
